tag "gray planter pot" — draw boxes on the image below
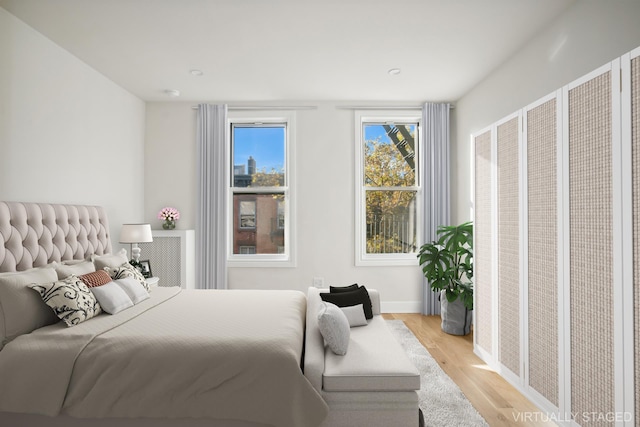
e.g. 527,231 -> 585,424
440,290 -> 472,335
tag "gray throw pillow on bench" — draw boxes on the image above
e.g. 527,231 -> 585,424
317,302 -> 350,355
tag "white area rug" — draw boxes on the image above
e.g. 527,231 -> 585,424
386,320 -> 489,427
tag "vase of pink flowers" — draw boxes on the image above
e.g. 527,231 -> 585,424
158,207 -> 180,230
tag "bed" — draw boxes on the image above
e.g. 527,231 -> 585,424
0,201 -> 328,427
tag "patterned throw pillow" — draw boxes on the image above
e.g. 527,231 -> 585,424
29,275 -> 102,326
104,262 -> 149,291
79,270 -> 112,287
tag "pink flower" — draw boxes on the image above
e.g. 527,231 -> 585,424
158,207 -> 180,221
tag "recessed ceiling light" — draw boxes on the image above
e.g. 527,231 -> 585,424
190,69 -> 203,76
388,68 -> 401,75
164,89 -> 180,97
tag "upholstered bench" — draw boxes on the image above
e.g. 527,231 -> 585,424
304,287 -> 421,427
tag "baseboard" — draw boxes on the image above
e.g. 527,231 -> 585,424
381,301 -> 422,313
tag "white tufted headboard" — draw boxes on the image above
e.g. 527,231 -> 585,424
0,202 -> 112,273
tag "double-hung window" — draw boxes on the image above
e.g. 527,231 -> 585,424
355,111 -> 421,266
228,112 -> 295,267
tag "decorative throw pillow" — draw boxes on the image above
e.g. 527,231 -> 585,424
104,262 -> 149,291
329,284 -> 359,293
79,270 -> 112,288
92,249 -> 128,271
29,275 -> 102,326
340,304 -> 368,327
320,286 -> 373,319
114,277 -> 150,304
317,302 -> 350,355
54,260 -> 96,280
0,267 -> 60,349
89,281 -> 134,314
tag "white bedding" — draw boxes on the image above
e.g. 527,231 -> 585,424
0,287 -> 328,427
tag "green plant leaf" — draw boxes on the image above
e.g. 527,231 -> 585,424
417,221 -> 474,307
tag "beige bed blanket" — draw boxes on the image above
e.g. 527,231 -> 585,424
0,288 -> 328,427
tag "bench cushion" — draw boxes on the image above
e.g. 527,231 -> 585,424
323,316 -> 420,392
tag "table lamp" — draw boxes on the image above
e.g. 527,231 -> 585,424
119,223 -> 153,263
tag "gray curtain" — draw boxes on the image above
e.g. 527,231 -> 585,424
196,104 -> 228,289
421,103 -> 451,314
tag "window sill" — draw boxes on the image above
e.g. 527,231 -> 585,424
355,256 -> 419,267
227,256 -> 295,268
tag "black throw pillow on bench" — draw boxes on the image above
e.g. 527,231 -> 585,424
329,284 -> 359,293
321,285 -> 373,319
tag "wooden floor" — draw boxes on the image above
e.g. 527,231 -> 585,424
383,314 -> 557,427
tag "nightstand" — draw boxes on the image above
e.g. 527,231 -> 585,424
146,276 -> 159,289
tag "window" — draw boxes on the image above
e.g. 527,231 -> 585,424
355,111 -> 421,265
239,200 -> 256,228
228,112 -> 295,267
277,200 -> 285,229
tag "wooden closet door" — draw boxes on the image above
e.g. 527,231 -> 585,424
526,97 -> 559,407
567,67 -> 615,424
632,53 -> 640,427
497,116 -> 520,377
474,130 -> 493,357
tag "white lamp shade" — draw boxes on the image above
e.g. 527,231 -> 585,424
119,223 -> 153,244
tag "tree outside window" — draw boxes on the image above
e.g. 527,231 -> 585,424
361,121 -> 419,257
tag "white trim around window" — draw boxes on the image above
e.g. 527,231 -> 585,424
354,110 -> 422,266
226,110 -> 297,268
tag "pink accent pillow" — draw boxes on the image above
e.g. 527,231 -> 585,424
80,270 -> 112,288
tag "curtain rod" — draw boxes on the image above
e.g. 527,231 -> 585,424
190,104 -> 454,110
336,104 -> 454,110
191,105 -> 317,110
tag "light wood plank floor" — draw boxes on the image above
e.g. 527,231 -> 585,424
383,314 -> 557,427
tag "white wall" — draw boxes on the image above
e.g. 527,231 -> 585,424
145,102 -> 424,310
452,0 -> 640,224
0,7 -> 146,248
144,103 -> 197,230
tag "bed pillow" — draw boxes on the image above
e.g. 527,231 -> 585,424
0,267 -> 60,349
340,304 -> 368,327
61,259 -> 86,265
329,284 -> 359,293
317,302 -> 350,355
320,286 -> 373,319
92,249 -> 128,271
54,260 -> 96,280
79,270 -> 112,288
114,277 -> 150,304
104,262 -> 150,291
89,281 -> 134,314
29,275 -> 102,327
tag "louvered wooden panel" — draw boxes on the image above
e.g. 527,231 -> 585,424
497,116 -> 520,376
526,98 -> 559,406
475,130 -> 493,355
569,71 -> 615,424
632,55 -> 640,427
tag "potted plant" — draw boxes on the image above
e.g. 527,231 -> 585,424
417,221 -> 473,335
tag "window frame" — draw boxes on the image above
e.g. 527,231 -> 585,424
354,110 -> 422,266
239,246 -> 256,254
238,200 -> 257,229
227,111 -> 296,268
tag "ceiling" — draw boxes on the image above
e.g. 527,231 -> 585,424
0,0 -> 575,102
